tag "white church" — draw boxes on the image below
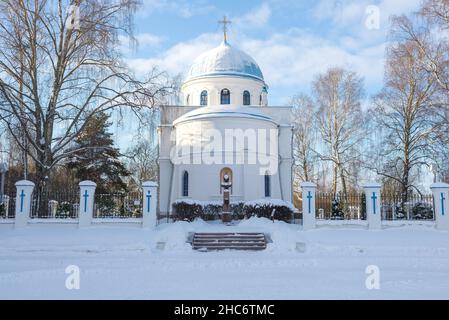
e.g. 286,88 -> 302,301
157,24 -> 294,219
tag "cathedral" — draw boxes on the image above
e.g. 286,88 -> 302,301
157,24 -> 294,219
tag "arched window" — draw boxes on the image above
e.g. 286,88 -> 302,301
186,94 -> 190,105
243,91 -> 251,105
221,89 -> 230,105
264,172 -> 271,197
259,94 -> 263,106
182,171 -> 189,197
200,90 -> 208,106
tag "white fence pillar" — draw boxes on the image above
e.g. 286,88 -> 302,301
363,183 -> 382,230
430,182 -> 449,230
301,182 -> 316,230
14,180 -> 34,228
142,181 -> 158,228
78,180 -> 96,227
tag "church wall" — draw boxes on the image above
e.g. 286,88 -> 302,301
181,76 -> 267,107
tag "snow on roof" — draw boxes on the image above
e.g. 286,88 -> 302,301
185,41 -> 264,82
173,105 -> 276,125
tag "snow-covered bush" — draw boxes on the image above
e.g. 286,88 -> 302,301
231,202 -> 245,220
412,202 -> 433,220
0,202 -> 6,218
243,199 -> 294,222
55,201 -> 72,218
173,199 -> 295,222
172,200 -> 203,222
331,198 -> 344,220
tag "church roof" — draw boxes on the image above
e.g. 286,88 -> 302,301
185,41 -> 264,82
173,105 -> 275,125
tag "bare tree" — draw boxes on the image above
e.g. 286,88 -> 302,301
312,68 -> 364,201
390,3 -> 449,182
290,94 -> 317,185
370,39 -> 440,200
0,0 -> 172,196
126,138 -> 158,188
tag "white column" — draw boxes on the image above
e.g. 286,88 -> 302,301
363,183 -> 382,230
14,180 -> 35,228
430,182 -> 449,230
301,182 -> 316,230
78,180 -> 96,227
142,181 -> 158,228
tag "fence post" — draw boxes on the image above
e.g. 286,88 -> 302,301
430,182 -> 449,230
14,180 -> 35,228
78,180 -> 96,227
363,183 -> 382,230
301,182 -> 316,230
142,181 -> 158,228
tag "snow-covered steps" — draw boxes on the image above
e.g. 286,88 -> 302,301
192,232 -> 267,251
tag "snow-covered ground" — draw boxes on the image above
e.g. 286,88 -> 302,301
1,218 -> 449,299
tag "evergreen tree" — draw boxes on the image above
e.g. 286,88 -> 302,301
67,112 -> 130,194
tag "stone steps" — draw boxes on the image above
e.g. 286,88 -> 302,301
192,232 -> 267,251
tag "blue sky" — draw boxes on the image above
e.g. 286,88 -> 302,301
114,0 -> 422,147
123,0 -> 422,102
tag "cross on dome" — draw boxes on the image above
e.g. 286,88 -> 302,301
218,15 -> 231,43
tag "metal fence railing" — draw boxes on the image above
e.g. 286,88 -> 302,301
312,191 -> 435,221
93,191 -> 143,218
30,191 -> 79,219
380,193 -> 434,220
0,195 -> 15,219
315,192 -> 366,220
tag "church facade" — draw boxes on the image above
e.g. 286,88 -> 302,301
157,36 -> 294,219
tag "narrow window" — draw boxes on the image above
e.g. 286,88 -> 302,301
264,173 -> 271,197
200,90 -> 208,106
221,89 -> 230,105
243,90 -> 251,105
186,94 -> 190,105
182,171 -> 189,197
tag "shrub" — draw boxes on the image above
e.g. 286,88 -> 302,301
172,200 -> 203,222
331,198 -> 344,220
55,202 -> 72,218
0,202 -> 6,218
231,202 -> 245,220
202,203 -> 222,221
243,199 -> 294,222
172,199 -> 295,222
412,202 -> 433,220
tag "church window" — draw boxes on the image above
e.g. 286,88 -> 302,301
186,94 -> 190,105
259,94 -> 263,105
243,91 -> 251,105
182,171 -> 189,197
200,90 -> 208,106
264,172 -> 271,197
221,89 -> 230,105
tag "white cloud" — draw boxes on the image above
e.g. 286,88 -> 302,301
235,3 -> 272,29
126,28 -> 385,100
239,30 -> 385,90
313,0 -> 421,30
136,33 -> 164,47
119,33 -> 163,55
125,33 -> 221,78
